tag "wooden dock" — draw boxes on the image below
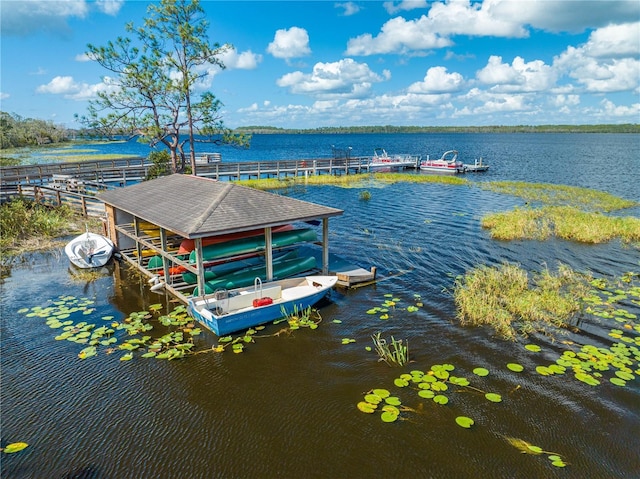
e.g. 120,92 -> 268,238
0,155 -> 420,214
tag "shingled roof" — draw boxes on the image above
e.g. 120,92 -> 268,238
99,174 -> 343,238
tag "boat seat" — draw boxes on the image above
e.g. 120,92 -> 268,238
222,285 -> 282,312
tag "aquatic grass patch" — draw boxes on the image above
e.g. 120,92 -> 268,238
481,181 -> 637,212
546,206 -> 640,244
481,207 -> 552,241
0,199 -> 77,246
52,153 -> 141,162
236,172 -> 468,191
453,263 -> 592,340
482,205 -> 640,246
372,332 -> 409,366
372,172 -> 468,186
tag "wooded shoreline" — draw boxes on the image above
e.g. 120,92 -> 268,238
234,124 -> 640,134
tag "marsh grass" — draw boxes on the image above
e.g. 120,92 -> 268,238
236,172 -> 468,191
372,332 -> 409,366
453,263 -> 592,340
481,181 -> 637,212
0,198 -> 100,260
482,205 -> 640,245
56,154 -> 141,162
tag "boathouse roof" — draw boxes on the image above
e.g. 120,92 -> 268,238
99,174 -> 343,238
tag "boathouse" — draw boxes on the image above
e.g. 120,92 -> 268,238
99,174 -> 343,303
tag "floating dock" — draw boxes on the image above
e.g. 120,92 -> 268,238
299,245 -> 376,287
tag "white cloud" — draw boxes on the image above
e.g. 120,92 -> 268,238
220,48 -> 262,70
346,1 -> 531,56
455,89 -> 532,116
552,94 -> 580,107
276,58 -> 387,99
476,55 -> 557,92
1,0 -> 88,36
335,2 -> 361,16
0,0 -> 123,36
408,66 -> 465,93
36,75 -> 114,100
346,16 -> 452,55
75,53 -> 93,62
383,1 -> 428,15
599,98 -> 640,118
582,22 -> 640,59
95,0 -> 124,16
238,103 -> 259,113
425,0 -> 527,37
0,92 -> 10,100
487,0 -> 640,33
554,22 -> 640,94
267,27 -> 311,60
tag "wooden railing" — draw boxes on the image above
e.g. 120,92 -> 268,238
0,156 -> 391,215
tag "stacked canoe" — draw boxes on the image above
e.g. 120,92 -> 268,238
147,227 -> 320,295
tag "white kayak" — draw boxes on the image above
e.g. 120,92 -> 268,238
65,231 -> 114,268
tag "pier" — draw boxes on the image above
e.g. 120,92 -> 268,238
0,155 -> 418,214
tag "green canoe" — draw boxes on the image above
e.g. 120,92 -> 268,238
181,249 -> 299,284
188,228 -> 317,264
192,255 -> 317,296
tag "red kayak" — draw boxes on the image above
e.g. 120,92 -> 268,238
176,224 -> 293,255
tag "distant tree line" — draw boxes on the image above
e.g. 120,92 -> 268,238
0,111 -> 70,149
235,124 -> 640,134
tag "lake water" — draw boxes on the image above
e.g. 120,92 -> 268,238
2,133 -> 639,478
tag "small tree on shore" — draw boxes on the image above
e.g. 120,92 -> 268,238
77,0 -> 249,174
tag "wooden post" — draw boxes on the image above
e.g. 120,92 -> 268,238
195,238 -> 206,296
160,228 -> 170,282
265,227 -> 273,281
322,218 -> 329,275
133,218 -> 143,265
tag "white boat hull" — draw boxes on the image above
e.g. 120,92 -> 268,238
419,149 -> 465,174
188,275 -> 337,335
65,232 -> 114,268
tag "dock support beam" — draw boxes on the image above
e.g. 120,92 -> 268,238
322,218 -> 329,275
265,227 -> 273,281
195,238 -> 206,296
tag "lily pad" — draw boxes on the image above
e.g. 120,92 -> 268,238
373,388 -> 390,398
525,344 -> 542,352
485,393 -> 502,403
357,401 -> 377,413
433,395 -> 449,405
610,377 -> 627,386
507,363 -> 524,372
2,442 -> 28,453
455,416 -> 474,428
385,396 -> 402,406
380,410 -> 399,423
473,367 -> 489,377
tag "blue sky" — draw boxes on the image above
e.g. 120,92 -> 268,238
1,0 -> 639,129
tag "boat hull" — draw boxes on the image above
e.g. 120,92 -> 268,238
181,249 -> 299,284
192,255 -> 317,295
189,228 -> 317,263
65,232 -> 114,269
420,150 -> 464,174
419,162 -> 465,174
188,276 -> 337,335
177,224 -> 293,255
